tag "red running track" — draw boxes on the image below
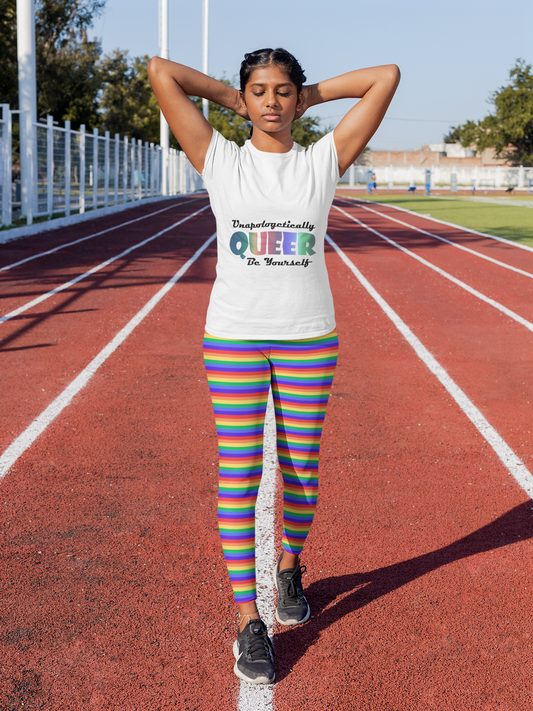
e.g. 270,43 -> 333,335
0,193 -> 532,710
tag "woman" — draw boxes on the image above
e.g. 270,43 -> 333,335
148,48 -> 400,685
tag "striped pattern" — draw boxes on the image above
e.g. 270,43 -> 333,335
203,332 -> 338,604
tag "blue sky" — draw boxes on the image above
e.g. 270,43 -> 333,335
91,0 -> 533,150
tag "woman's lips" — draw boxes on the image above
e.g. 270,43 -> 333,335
263,114 -> 281,121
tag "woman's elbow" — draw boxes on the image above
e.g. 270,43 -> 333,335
387,64 -> 401,86
147,55 -> 163,79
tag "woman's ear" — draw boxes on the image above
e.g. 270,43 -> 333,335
235,90 -> 250,120
293,89 -> 305,121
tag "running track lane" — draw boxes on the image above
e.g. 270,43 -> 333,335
333,198 -> 533,324
328,201 -> 533,470
0,195 -> 207,271
337,193 -> 533,268
1,203 -> 532,709
0,199 -> 213,454
335,196 -> 533,276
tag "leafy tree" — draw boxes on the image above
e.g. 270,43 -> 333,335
445,59 -> 533,165
38,30 -> 102,126
209,102 -> 250,145
36,0 -> 105,125
99,51 -> 162,143
0,0 -> 105,124
291,115 -> 326,147
0,0 -> 18,107
195,96 -> 250,147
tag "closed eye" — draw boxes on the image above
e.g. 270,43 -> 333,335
252,91 -> 291,97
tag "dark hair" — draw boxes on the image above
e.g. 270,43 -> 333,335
239,48 -> 307,94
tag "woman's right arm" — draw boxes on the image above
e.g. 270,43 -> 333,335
147,58 -> 245,173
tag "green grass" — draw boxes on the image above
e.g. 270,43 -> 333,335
345,194 -> 533,247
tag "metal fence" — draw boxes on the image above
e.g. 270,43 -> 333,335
344,163 -> 533,191
0,104 -> 203,228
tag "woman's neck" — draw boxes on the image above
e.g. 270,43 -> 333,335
250,126 -> 294,154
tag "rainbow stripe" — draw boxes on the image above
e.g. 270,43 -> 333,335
203,332 -> 338,604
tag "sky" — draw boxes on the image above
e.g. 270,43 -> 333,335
91,0 -> 533,151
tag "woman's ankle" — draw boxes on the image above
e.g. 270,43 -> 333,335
280,550 -> 300,570
238,602 -> 260,631
238,611 -> 260,631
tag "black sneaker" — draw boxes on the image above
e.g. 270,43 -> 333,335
273,552 -> 310,626
233,618 -> 275,685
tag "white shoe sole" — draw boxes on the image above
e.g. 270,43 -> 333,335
233,640 -> 275,685
273,563 -> 311,626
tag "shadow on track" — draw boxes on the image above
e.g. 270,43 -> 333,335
0,243 -> 216,352
274,499 -> 533,681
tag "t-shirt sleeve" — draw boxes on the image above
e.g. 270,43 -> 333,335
308,131 -> 340,186
201,129 -> 239,186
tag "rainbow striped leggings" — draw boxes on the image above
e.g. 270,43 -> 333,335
203,331 -> 338,604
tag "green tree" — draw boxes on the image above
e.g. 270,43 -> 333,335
195,91 -> 251,147
291,115 -> 326,147
0,0 -> 18,107
445,59 -> 533,165
38,30 -> 102,126
36,0 -> 105,125
99,50 -> 162,143
0,0 -> 105,123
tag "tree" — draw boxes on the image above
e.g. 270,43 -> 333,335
291,115 -> 326,147
35,0 -> 105,125
0,0 -> 18,108
99,51 -> 162,143
0,0 -> 105,124
445,59 -> 533,165
195,88 -> 250,147
38,30 -> 102,127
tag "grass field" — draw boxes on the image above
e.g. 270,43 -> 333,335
346,194 -> 533,247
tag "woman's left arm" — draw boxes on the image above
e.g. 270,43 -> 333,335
301,65 -> 400,176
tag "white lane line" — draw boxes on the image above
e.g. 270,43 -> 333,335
337,193 -> 533,253
238,391 -> 277,710
326,232 -> 533,498
333,205 -> 533,335
0,197 -> 205,273
335,198 -> 533,279
0,232 -> 216,480
0,205 -> 211,324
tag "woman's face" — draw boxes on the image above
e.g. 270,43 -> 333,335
242,64 -> 301,135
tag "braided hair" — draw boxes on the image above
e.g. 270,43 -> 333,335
240,48 -> 306,138
240,48 -> 307,94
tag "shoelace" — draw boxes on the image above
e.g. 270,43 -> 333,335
245,622 -> 275,661
283,565 -> 307,599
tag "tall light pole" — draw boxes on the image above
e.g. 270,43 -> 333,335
16,0 -> 37,222
159,0 -> 169,196
202,0 -> 209,121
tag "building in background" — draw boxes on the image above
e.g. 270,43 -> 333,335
358,143 -> 512,168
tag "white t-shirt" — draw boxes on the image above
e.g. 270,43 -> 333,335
201,129 -> 339,339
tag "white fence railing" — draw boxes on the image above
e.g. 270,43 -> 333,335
0,104 -> 203,228
344,164 -> 533,190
